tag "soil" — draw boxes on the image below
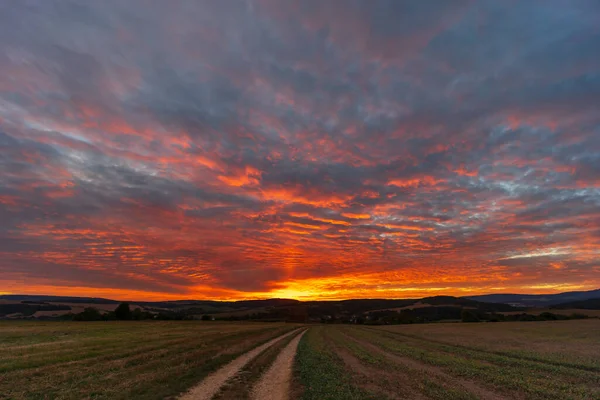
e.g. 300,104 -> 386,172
250,330 -> 306,400
179,329 -> 299,400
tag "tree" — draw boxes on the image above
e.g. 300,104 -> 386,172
461,309 -> 479,323
132,307 -> 144,320
115,302 -> 132,320
74,307 -> 102,321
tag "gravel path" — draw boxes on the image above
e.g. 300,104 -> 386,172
250,330 -> 307,400
179,329 -> 299,400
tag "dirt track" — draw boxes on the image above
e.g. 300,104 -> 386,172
179,329 -> 299,400
251,330 -> 306,400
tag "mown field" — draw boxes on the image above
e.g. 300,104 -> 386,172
296,320 -> 600,400
0,321 -> 296,400
1,320 -> 599,400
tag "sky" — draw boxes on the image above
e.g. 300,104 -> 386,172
1,1 -> 599,301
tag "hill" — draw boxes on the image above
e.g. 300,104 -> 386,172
0,294 -> 521,322
466,289 -> 600,307
551,297 -> 600,310
0,294 -> 119,304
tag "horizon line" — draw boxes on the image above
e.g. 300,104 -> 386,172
2,287 -> 598,303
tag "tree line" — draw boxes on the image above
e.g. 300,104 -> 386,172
61,302 -> 194,321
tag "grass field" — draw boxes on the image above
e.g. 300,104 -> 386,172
0,321 -> 295,400
1,320 -> 599,399
295,320 -> 600,400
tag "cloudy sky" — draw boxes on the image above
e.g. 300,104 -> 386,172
1,1 -> 599,300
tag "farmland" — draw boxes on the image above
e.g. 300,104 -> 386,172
1,320 -> 599,400
0,321 -> 297,399
297,320 -> 600,400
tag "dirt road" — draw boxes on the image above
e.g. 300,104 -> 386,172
179,329 -> 300,400
250,330 -> 307,400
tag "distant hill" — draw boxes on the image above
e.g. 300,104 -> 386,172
0,295 -> 119,304
0,294 -> 520,321
4,291 -> 599,312
466,289 -> 600,307
551,297 -> 600,310
134,298 -> 300,311
420,296 -> 516,312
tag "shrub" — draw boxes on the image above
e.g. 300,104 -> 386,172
115,302 -> 132,320
73,307 -> 102,321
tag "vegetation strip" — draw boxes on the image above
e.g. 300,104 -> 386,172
295,327 -> 377,400
323,331 -> 413,400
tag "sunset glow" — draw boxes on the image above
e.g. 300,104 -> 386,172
1,1 -> 599,300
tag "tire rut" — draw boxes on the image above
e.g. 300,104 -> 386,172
250,330 -> 306,400
179,329 -> 299,400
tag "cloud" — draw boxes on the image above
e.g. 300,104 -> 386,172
0,1 -> 599,299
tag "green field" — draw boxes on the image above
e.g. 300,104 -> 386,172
1,320 -> 599,399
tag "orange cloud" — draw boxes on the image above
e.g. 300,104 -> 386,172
341,212 -> 371,220
388,176 -> 445,187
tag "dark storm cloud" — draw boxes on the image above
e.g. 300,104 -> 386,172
0,0 -> 599,298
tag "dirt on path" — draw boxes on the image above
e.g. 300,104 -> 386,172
250,330 -> 306,400
179,329 -> 300,400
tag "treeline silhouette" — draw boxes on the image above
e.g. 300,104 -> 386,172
59,302 -> 593,324
61,302 -> 194,321
361,307 -> 590,325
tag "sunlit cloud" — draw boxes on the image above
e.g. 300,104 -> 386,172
502,248 -> 573,260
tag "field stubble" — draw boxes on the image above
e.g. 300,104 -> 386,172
1,319 -> 599,400
294,320 -> 600,400
0,321 -> 295,400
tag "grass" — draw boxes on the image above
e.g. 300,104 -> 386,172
294,326 -> 376,400
292,320 -> 600,400
366,321 -> 600,399
325,328 -> 476,400
378,319 -> 600,369
0,321 -> 296,400
3,320 -> 599,399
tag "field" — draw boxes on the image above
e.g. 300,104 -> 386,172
0,321 -> 296,399
1,320 -> 599,400
297,320 -> 600,400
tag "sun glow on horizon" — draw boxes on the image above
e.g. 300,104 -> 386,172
4,279 -> 598,303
